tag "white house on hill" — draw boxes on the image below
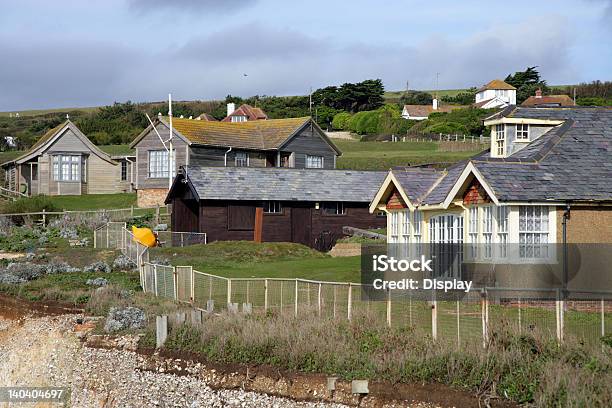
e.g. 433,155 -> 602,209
474,79 -> 517,109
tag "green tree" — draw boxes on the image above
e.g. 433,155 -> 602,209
505,67 -> 549,104
332,112 -> 352,130
399,91 -> 433,105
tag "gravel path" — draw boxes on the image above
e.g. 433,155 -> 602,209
0,314 -> 348,408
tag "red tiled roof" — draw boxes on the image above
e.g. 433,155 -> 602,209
221,104 -> 268,122
521,95 -> 576,107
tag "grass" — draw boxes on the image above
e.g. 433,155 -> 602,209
0,106 -> 99,117
335,139 -> 483,170
41,193 -> 137,211
159,311 -> 612,406
150,241 -> 361,282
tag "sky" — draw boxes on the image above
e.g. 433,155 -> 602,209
0,0 -> 610,111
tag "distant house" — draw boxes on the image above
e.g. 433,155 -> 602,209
402,99 -> 466,120
521,89 -> 575,107
130,116 -> 341,207
2,120 -> 135,196
473,79 -> 517,109
165,166 -> 387,250
222,103 -> 268,122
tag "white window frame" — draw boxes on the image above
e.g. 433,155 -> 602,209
230,115 -> 247,123
413,210 -> 422,245
495,124 -> 505,157
121,161 -> 128,181
306,155 -> 324,169
52,154 -> 81,182
519,205 -> 549,259
468,207 -> 479,258
235,152 -> 249,167
148,150 -> 172,178
263,201 -> 282,214
322,202 -> 346,216
482,206 -> 493,258
389,211 -> 399,243
516,124 -> 529,141
496,206 -> 509,258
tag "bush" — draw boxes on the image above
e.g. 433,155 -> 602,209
331,112 -> 352,130
2,195 -> 59,215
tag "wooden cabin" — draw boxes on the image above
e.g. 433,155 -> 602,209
165,166 -> 387,250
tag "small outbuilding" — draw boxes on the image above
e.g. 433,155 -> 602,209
165,166 -> 387,250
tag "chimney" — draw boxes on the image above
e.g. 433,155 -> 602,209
535,88 -> 542,98
432,98 -> 438,110
227,102 -> 236,117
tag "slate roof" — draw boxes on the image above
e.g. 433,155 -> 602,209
477,79 -> 516,93
175,166 -> 386,202
377,106 -> 612,206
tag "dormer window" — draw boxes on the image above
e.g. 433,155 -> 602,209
516,124 -> 529,141
495,124 -> 505,156
231,115 -> 247,123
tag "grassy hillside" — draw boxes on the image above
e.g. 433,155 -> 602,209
0,106 -> 100,118
384,88 -> 469,103
335,139 -> 484,170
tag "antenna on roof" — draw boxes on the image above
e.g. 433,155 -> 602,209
168,93 -> 174,189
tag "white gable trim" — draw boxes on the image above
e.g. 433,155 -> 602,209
484,117 -> 564,126
441,162 -> 499,208
369,171 -> 415,213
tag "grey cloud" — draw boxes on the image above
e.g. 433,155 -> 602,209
127,0 -> 258,14
0,19 -> 575,111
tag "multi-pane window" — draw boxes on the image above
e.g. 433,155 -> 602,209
482,206 -> 493,258
306,155 -> 323,169
322,202 -> 346,215
263,201 -> 282,214
519,206 -> 549,258
235,152 -> 249,167
468,207 -> 479,258
390,212 -> 399,243
413,210 -> 422,245
121,161 -> 128,181
495,124 -> 505,156
516,124 -> 529,140
496,206 -> 509,258
230,115 -> 247,123
401,210 -> 411,243
52,155 -> 81,182
148,150 -> 171,178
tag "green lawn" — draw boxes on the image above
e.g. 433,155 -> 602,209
48,193 -> 137,210
150,241 -> 361,282
335,139 -> 483,170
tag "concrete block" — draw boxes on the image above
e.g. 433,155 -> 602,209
326,377 -> 338,392
227,303 -> 239,314
190,310 -> 202,325
206,300 -> 214,313
351,380 -> 369,394
156,315 -> 168,348
242,303 -> 252,314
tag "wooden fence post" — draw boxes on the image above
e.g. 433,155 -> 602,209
556,288 -> 564,343
347,283 -> 352,321
227,279 -> 232,306
294,280 -> 299,317
190,267 -> 195,304
264,279 -> 269,312
481,289 -> 488,348
318,282 -> 322,317
386,289 -> 392,327
431,299 -> 437,340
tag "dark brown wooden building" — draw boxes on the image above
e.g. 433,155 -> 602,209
166,166 -> 387,250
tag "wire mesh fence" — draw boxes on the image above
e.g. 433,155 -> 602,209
98,224 -> 611,350
155,231 -> 207,247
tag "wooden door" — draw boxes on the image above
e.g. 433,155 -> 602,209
291,206 -> 312,247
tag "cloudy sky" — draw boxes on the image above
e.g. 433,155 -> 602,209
0,0 -> 610,111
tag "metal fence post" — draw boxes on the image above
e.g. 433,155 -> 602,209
602,298 -> 605,340
386,289 -> 391,327
347,283 -> 352,321
264,279 -> 269,312
294,280 -> 299,317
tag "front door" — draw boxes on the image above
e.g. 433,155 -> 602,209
291,206 -> 312,247
429,214 -> 464,278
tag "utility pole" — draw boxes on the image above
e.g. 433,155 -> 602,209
168,94 -> 173,190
